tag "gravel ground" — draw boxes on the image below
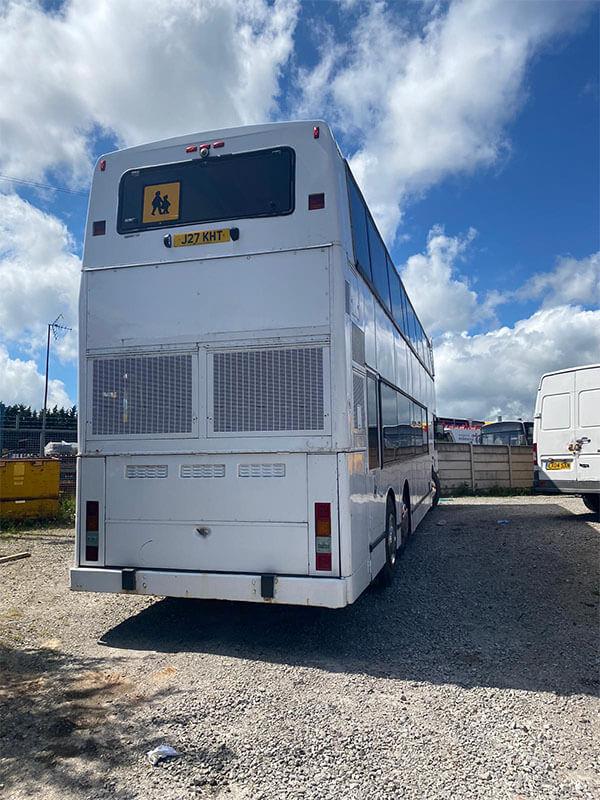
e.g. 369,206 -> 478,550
0,495 -> 598,800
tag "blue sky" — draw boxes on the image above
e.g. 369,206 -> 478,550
0,0 -> 598,419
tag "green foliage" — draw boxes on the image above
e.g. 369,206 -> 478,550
0,403 -> 77,429
441,484 -> 533,498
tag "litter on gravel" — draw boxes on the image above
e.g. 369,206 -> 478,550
146,745 -> 181,766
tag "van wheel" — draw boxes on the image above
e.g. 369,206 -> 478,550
582,494 -> 600,514
432,470 -> 441,507
379,501 -> 398,587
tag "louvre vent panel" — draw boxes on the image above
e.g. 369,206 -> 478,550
92,354 -> 193,436
125,464 -> 168,479
213,347 -> 325,433
180,464 -> 225,478
351,323 -> 365,365
238,463 -> 286,478
353,371 -> 366,431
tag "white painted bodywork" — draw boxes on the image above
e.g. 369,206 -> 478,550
72,121 -> 435,607
534,363 -> 600,495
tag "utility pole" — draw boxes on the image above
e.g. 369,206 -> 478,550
39,315 -> 72,457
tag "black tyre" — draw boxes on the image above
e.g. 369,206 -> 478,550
582,494 -> 600,514
379,500 -> 398,587
432,469 -> 441,507
400,491 -> 412,542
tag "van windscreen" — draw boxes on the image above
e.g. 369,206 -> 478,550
117,147 -> 295,234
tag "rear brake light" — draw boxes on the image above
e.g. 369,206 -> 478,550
315,502 -> 332,571
99,159 -> 106,172
308,193 -> 325,210
85,501 -> 99,561
313,126 -> 320,139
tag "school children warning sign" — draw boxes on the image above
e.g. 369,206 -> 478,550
142,182 -> 180,224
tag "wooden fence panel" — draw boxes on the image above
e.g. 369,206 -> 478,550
437,444 -> 533,490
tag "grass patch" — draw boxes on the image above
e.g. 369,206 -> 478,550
442,484 -> 533,498
0,496 -> 75,536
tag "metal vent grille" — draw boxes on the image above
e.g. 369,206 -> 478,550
238,463 -> 286,478
353,371 -> 365,431
180,464 -> 225,478
213,347 -> 324,432
92,354 -> 193,436
351,323 -> 365,365
125,464 -> 168,479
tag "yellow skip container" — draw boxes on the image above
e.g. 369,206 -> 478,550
0,459 -> 60,520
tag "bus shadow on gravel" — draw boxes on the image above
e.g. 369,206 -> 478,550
100,502 -> 599,697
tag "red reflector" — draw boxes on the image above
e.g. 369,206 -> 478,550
99,159 -> 106,172
313,126 -> 320,139
315,502 -> 331,536
316,552 -> 332,571
212,140 -> 225,148
308,193 -> 325,210
86,501 -> 99,531
92,220 -> 106,236
85,545 -> 99,561
185,145 -> 197,153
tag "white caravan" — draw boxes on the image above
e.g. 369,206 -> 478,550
70,121 -> 437,608
533,364 -> 600,516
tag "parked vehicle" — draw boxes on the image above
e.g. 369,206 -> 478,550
533,363 -> 600,517
71,121 -> 437,608
480,420 -> 533,446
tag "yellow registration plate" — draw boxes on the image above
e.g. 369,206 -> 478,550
546,460 -> 571,471
173,228 -> 231,247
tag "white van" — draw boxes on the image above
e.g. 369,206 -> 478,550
533,363 -> 600,517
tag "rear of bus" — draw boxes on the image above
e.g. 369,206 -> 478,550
71,121 -> 355,607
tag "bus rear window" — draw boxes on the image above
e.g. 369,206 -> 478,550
117,147 -> 295,233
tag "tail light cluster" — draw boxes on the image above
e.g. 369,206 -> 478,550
315,502 -> 332,571
85,501 -> 99,561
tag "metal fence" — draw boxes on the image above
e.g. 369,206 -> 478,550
0,427 -> 77,458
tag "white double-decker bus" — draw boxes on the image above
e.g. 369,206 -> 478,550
71,121 -> 437,608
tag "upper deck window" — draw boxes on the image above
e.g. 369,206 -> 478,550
117,147 -> 295,234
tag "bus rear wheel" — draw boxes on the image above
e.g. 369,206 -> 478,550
582,494 -> 599,514
379,501 -> 398,587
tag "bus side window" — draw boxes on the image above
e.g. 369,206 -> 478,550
366,375 -> 380,470
347,174 -> 372,283
381,383 -> 399,464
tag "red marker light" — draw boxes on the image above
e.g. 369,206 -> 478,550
315,502 -> 332,571
212,140 -> 224,148
313,126 -> 320,139
185,145 -> 197,153
308,193 -> 325,210
199,143 -> 211,150
99,159 -> 106,171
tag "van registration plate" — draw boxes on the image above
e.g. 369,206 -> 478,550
546,460 -> 570,470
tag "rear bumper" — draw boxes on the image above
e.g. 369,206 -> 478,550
70,567 -> 349,608
533,475 -> 600,495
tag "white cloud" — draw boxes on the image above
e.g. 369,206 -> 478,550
298,0 -> 586,239
400,225 -> 490,336
0,0 -> 299,185
398,227 -> 599,419
0,345 -> 72,408
519,252 -> 600,309
0,193 -> 80,362
434,305 -> 600,420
